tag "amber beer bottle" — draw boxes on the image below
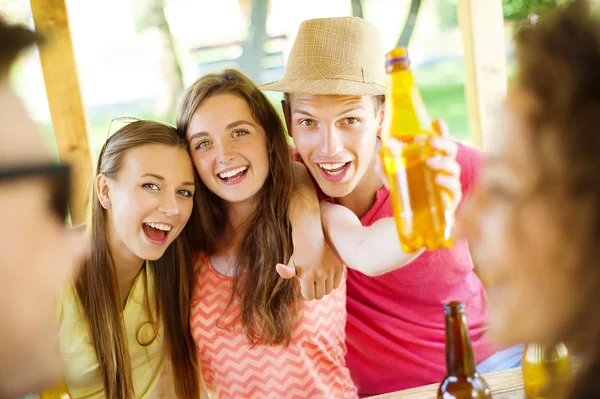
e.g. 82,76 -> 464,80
521,342 -> 572,399
381,47 -> 454,252
437,302 -> 492,399
40,378 -> 71,399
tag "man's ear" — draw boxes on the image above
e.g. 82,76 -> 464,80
281,99 -> 292,138
376,104 -> 385,138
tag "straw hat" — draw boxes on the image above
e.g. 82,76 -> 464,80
259,16 -> 385,96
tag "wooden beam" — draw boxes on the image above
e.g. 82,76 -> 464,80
457,0 -> 507,150
30,0 -> 93,225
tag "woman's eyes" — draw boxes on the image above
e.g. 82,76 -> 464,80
232,129 -> 249,138
195,140 -> 211,150
143,183 -> 193,198
177,189 -> 193,197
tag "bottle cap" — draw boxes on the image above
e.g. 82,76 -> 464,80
444,301 -> 465,316
385,47 -> 409,66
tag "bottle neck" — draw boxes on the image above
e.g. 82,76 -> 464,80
383,66 -> 431,136
445,313 -> 477,376
385,59 -> 410,74
385,69 -> 415,90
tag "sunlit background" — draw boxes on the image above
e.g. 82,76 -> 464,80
2,0 -> 564,158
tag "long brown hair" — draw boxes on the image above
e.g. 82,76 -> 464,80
76,121 -> 200,399
514,2 -> 600,397
177,69 -> 298,345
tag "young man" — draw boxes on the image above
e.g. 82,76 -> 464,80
0,20 -> 86,398
261,16 -> 522,396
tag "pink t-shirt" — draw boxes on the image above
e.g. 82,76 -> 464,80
345,143 -> 496,396
190,254 -> 358,399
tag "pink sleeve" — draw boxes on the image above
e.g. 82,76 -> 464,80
456,142 -> 483,212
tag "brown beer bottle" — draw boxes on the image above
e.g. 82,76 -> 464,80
437,302 -> 492,399
381,47 -> 454,252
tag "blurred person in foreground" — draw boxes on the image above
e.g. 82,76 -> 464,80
0,20 -> 86,398
458,1 -> 600,398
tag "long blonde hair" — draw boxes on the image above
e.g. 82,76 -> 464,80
76,121 -> 200,398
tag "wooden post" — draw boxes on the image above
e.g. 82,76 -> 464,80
457,0 -> 507,150
30,0 -> 93,225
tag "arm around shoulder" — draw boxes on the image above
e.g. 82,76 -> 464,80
283,162 -> 344,300
320,202 -> 423,276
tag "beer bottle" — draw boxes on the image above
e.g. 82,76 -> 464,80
437,301 -> 491,399
522,342 -> 572,399
40,378 -> 71,399
381,47 -> 454,252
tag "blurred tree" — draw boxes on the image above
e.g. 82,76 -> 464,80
397,0 -> 422,47
437,0 -> 459,30
351,0 -> 364,18
431,0 -> 570,32
348,0 -> 423,47
432,0 -> 570,32
134,0 -> 184,119
240,0 -> 269,83
502,0 -> 570,22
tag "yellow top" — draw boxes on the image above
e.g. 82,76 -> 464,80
43,264 -> 171,399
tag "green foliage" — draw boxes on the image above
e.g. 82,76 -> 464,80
433,0 -> 570,30
436,0 -> 459,30
502,0 -> 570,22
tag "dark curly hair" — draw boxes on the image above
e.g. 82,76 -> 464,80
0,19 -> 41,79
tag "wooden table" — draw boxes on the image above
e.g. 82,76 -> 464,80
367,367 -> 525,398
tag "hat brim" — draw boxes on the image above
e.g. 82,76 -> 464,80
259,78 -> 385,96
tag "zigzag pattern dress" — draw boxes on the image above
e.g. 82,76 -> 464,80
190,253 -> 358,399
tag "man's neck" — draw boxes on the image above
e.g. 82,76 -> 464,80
337,160 -> 384,219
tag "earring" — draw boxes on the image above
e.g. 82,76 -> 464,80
105,201 -> 111,208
